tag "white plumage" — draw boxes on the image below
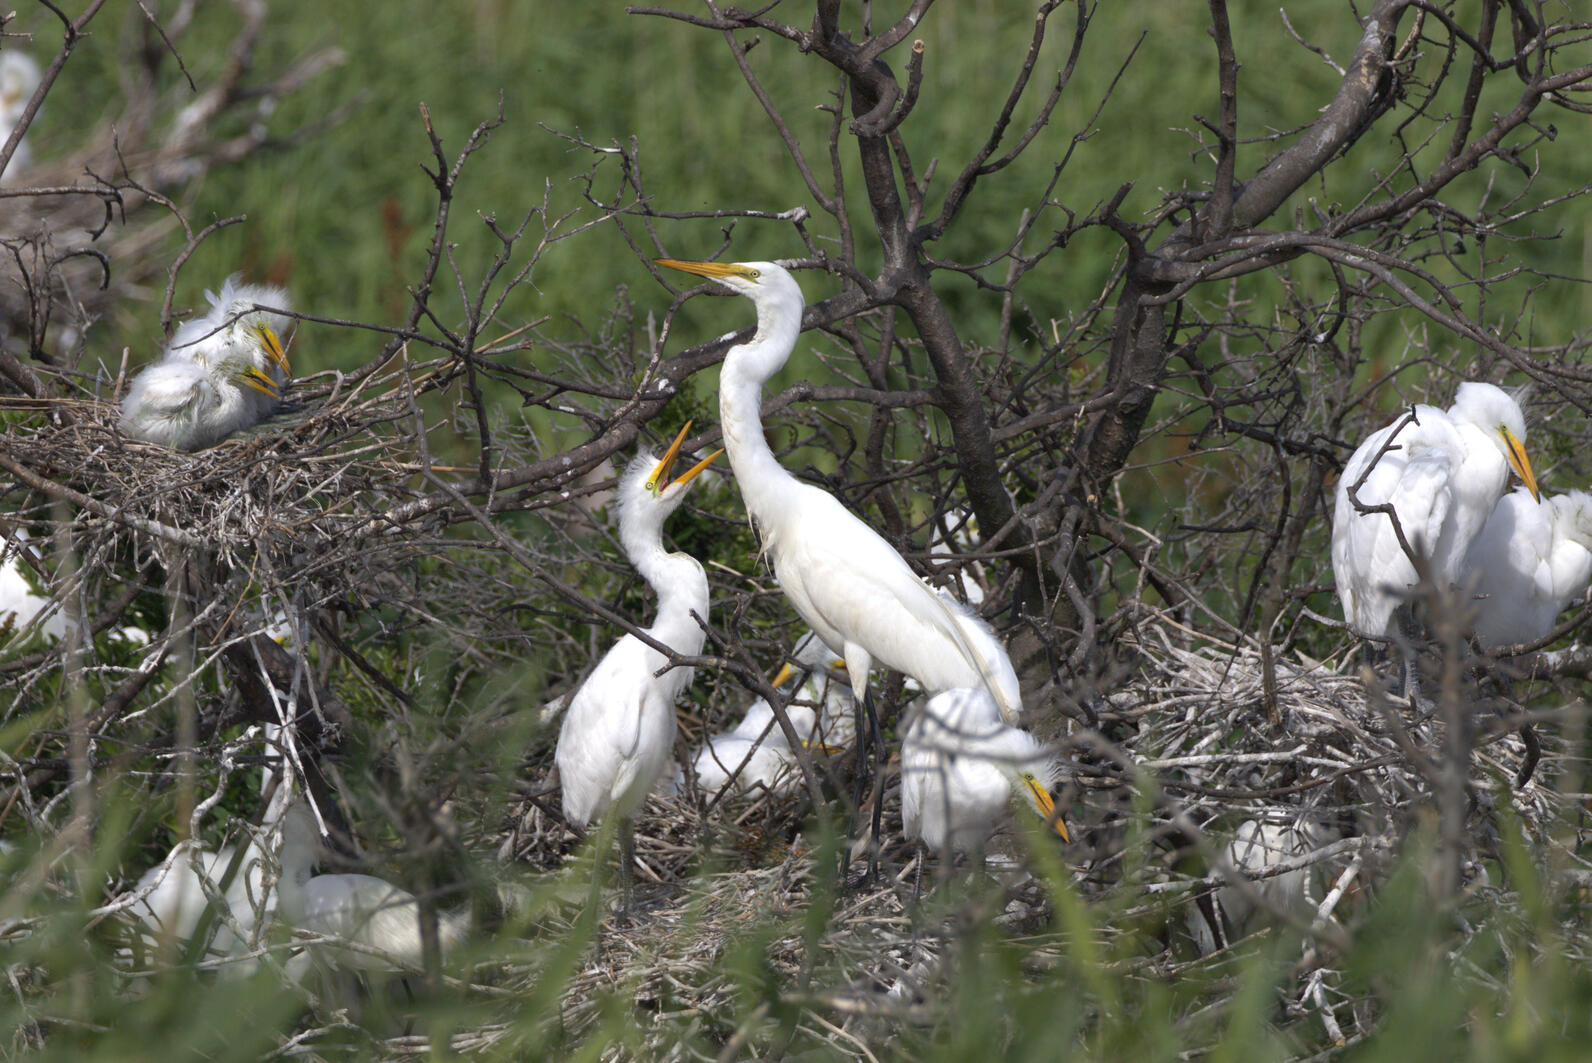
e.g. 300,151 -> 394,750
771,629 -> 857,748
0,539 -> 68,643
1465,487 -> 1592,649
900,687 -> 1066,856
131,837 -> 278,968
1332,382 -> 1538,639
688,702 -> 822,797
168,276 -> 294,421
276,803 -> 466,972
120,357 -> 271,451
656,259 -> 1024,724
1188,819 -> 1338,954
0,51 -> 40,181
555,424 -> 719,904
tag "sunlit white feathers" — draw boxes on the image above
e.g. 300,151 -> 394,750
899,687 -> 1066,855
119,356 -> 273,451
1466,487 -> 1592,648
1332,382 -> 1538,638
169,276 -> 293,421
656,258 -> 1025,724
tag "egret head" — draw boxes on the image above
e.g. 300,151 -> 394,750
1452,382 -> 1538,501
771,630 -> 849,689
655,258 -> 804,319
171,276 -> 294,382
642,421 -> 722,505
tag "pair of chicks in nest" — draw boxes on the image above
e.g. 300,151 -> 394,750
119,278 -> 294,451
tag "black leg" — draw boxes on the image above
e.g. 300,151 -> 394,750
618,816 -> 636,920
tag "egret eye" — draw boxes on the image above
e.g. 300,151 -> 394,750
747,269 -> 761,279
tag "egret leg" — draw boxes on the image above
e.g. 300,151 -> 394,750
1394,606 -> 1423,704
618,816 -> 636,919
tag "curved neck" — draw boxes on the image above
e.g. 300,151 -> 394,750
621,519 -> 709,651
720,335 -> 804,527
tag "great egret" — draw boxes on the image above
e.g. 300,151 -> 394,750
1332,382 -> 1538,692
169,276 -> 294,421
654,259 -> 1023,729
0,539 -> 68,644
0,52 -> 40,181
900,687 -> 1068,860
1466,487 -> 1592,649
119,356 -> 280,451
555,423 -> 721,910
276,803 -> 467,972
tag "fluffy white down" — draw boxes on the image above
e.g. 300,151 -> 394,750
688,703 -> 821,797
900,687 -> 1059,855
0,546 -> 67,643
276,804 -> 466,972
1466,488 -> 1592,648
555,447 -> 710,828
169,276 -> 293,421
0,52 -> 40,180
1332,383 -> 1529,637
119,358 -> 256,451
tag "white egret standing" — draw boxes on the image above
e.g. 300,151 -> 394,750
555,424 -> 721,910
1332,382 -> 1538,694
276,803 -> 467,973
1466,487 -> 1592,649
900,687 -> 1068,863
655,257 -> 1026,845
0,52 -> 40,181
120,356 -> 280,451
169,276 -> 294,421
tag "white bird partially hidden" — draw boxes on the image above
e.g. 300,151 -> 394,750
771,629 -> 858,749
169,276 -> 294,421
655,259 -> 1024,726
687,701 -> 823,798
1466,487 -> 1592,649
555,424 -> 721,909
0,51 -> 40,182
0,538 -> 68,644
276,803 -> 468,973
900,687 -> 1068,859
119,356 -> 280,451
1188,818 -> 1338,954
1331,382 -> 1538,692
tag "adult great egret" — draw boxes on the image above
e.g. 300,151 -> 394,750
1331,382 -> 1538,691
1465,487 -> 1592,649
555,424 -> 721,910
277,803 -> 467,972
119,358 -> 279,451
900,687 -> 1068,860
654,259 -> 1023,726
170,277 -> 294,420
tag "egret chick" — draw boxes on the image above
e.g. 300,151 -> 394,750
0,52 -> 40,181
1466,487 -> 1592,649
1331,382 -> 1537,691
688,702 -> 823,798
170,276 -> 293,420
0,539 -> 67,643
276,803 -> 467,973
1189,819 -> 1338,954
656,260 -> 1024,726
770,629 -> 857,748
555,424 -> 721,910
900,688 -> 1068,862
120,356 -> 279,451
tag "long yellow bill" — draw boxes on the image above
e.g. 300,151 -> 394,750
656,258 -> 759,282
1501,428 -> 1539,501
238,366 -> 280,399
1021,772 -> 1070,842
647,420 -> 723,494
255,324 -> 290,377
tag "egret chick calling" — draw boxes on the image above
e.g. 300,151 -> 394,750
170,276 -> 294,420
555,424 -> 721,911
119,356 -> 280,451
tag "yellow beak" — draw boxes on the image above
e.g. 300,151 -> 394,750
1021,773 -> 1070,842
255,324 -> 290,377
647,421 -> 723,495
1501,428 -> 1539,502
238,366 -> 280,399
656,258 -> 760,282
